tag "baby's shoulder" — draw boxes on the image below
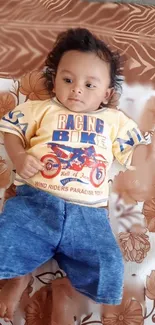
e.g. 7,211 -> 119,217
30,98 -> 52,109
99,108 -> 125,125
29,98 -> 58,115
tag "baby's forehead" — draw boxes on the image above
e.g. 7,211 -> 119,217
58,50 -> 110,78
58,50 -> 109,66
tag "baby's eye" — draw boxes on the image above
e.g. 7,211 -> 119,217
64,78 -> 72,83
86,83 -> 96,88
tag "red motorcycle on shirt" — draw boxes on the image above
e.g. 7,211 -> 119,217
40,143 -> 107,187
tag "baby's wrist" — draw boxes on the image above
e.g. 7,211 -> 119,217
12,151 -> 27,164
16,151 -> 27,157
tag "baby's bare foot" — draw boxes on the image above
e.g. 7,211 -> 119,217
0,274 -> 31,322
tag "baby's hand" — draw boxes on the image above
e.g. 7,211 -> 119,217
14,153 -> 44,179
139,96 -> 155,132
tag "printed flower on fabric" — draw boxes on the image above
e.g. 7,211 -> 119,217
25,285 -> 52,325
110,193 -> 145,233
146,270 -> 155,300
0,92 -> 16,119
143,196 -> 155,232
103,299 -> 143,325
119,225 -> 150,263
19,71 -> 50,100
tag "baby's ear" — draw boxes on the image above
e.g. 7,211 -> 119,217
52,83 -> 56,97
52,73 -> 56,93
108,90 -> 120,108
102,88 -> 114,105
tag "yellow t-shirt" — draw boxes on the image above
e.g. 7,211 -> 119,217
0,98 -> 146,207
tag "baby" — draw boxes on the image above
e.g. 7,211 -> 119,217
0,28 -> 154,321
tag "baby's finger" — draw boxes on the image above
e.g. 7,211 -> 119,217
27,166 -> 40,174
29,157 -> 44,171
21,170 -> 36,179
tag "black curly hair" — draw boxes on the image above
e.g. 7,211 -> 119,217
44,28 -> 122,97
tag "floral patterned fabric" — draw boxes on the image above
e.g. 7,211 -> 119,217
0,0 -> 155,324
0,70 -> 155,325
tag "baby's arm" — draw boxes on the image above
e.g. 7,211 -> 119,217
112,96 -> 155,203
113,134 -> 155,202
4,133 -> 44,179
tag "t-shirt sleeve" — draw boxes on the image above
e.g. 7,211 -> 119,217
112,111 -> 147,167
0,101 -> 37,148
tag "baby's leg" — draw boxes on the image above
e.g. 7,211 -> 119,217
51,277 -> 77,325
0,274 -> 31,322
0,186 -> 63,320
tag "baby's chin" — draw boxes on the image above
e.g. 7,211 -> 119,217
66,106 -> 87,113
64,102 -> 87,113
64,101 -> 98,113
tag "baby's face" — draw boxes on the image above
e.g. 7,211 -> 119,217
54,50 -> 111,113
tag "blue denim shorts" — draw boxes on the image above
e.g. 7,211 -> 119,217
0,184 -> 124,304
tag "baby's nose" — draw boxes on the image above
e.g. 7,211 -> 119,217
71,86 -> 82,94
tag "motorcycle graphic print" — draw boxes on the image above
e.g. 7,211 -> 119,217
41,143 -> 107,188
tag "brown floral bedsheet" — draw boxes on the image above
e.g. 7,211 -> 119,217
0,0 -> 155,323
0,71 -> 154,325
